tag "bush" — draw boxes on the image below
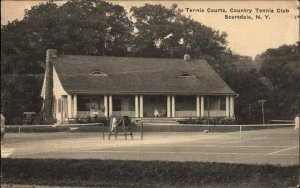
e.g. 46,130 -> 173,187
8,116 -> 23,125
32,113 -> 45,125
75,116 -> 109,126
178,117 -> 236,125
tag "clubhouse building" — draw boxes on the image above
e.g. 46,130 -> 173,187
41,49 -> 237,124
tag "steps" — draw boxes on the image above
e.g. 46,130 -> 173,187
139,118 -> 180,126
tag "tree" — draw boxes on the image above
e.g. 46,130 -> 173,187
2,1 -> 278,125
130,4 -> 227,59
130,4 -> 237,81
224,69 -> 270,123
259,43 -> 300,119
1,0 -> 133,124
1,19 -> 45,124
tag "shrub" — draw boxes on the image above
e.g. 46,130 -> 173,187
75,116 -> 109,126
8,116 -> 23,125
32,113 -> 45,125
179,117 -> 236,125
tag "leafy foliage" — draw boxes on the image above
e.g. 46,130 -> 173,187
1,1 -> 296,124
258,43 -> 300,119
130,4 -> 227,60
1,0 -> 132,124
224,69 -> 270,123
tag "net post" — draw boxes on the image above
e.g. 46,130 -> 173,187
123,118 -> 127,140
141,121 -> 143,140
102,124 -> 105,140
108,117 -> 112,140
239,125 -> 242,141
19,126 -> 21,134
115,119 -> 118,140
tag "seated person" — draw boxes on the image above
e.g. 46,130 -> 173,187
154,107 -> 160,117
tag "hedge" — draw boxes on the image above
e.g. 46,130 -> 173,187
1,159 -> 299,187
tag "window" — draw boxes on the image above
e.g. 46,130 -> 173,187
204,96 -> 226,110
89,70 -> 108,76
57,99 -> 61,113
113,98 -> 122,111
220,97 -> 226,110
175,96 -> 196,111
128,96 -> 135,111
78,98 -> 90,111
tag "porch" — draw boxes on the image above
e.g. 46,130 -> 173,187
54,94 -> 235,123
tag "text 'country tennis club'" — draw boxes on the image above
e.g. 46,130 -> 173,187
185,8 -> 290,14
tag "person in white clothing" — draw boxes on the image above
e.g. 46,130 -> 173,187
154,107 -> 160,117
1,113 -> 6,146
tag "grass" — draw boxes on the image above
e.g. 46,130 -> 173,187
1,158 -> 299,187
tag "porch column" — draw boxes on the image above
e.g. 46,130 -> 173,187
171,96 -> 175,117
196,96 -> 200,117
226,96 -> 230,117
109,95 -> 113,117
104,95 -> 108,117
200,96 -> 204,117
70,95 -> 74,118
135,95 -> 139,118
74,95 -> 77,118
67,94 -> 72,118
60,96 -> 64,123
230,96 -> 234,117
139,95 -> 143,117
167,96 -> 171,118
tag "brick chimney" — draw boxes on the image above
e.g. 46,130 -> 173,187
43,49 -> 57,124
46,49 -> 57,63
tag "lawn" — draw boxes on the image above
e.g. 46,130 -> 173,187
1,158 -> 299,187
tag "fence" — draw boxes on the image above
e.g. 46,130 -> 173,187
5,122 -> 294,141
140,122 -> 294,141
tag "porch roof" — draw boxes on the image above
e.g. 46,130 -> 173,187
52,55 -> 237,95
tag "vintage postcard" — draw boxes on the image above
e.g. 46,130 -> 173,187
1,0 -> 299,187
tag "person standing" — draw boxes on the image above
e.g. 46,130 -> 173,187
295,115 -> 299,131
1,113 -> 6,145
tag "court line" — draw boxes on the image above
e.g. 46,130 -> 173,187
268,145 -> 299,155
11,142 -> 299,157
12,150 -> 297,157
213,138 -> 263,146
13,151 -> 299,158
57,150 -> 299,156
139,144 -> 291,148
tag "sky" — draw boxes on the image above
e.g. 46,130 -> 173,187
1,0 -> 299,58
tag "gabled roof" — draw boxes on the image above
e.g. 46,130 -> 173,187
52,55 -> 236,95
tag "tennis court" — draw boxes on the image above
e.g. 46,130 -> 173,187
2,125 -> 299,166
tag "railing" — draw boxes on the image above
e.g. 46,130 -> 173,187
204,110 -> 226,117
175,111 -> 197,117
77,111 -> 91,118
77,110 -> 226,118
77,111 -> 106,118
174,110 -> 226,117
112,111 -> 135,117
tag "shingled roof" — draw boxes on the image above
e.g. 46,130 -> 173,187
52,55 -> 236,95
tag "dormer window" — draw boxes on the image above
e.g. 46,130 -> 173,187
177,73 -> 196,78
89,71 -> 108,76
